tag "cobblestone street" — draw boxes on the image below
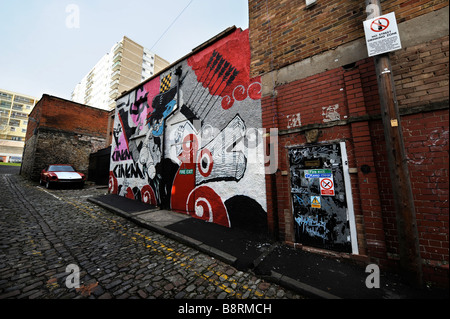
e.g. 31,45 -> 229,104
0,170 -> 303,300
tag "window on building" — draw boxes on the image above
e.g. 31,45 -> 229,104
11,112 -> 27,119
12,104 -> 23,111
14,96 -> 33,104
0,92 -> 12,100
9,119 -> 20,127
0,100 -> 11,108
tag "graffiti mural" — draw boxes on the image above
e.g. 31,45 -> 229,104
109,29 -> 267,232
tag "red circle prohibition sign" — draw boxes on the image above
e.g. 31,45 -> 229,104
321,178 -> 334,190
371,18 -> 389,32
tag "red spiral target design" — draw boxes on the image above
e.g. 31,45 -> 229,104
233,85 -> 247,102
186,186 -> 230,228
248,82 -> 262,100
108,172 -> 118,194
141,185 -> 157,206
221,96 -> 234,110
198,149 -> 214,178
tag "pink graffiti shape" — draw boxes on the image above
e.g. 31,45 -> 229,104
144,78 -> 160,113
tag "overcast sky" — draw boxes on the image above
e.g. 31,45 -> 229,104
0,0 -> 249,100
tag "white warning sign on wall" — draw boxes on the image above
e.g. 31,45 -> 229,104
363,12 -> 402,57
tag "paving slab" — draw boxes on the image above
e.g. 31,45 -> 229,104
137,210 -> 190,227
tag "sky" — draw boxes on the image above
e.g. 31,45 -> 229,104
0,0 -> 249,100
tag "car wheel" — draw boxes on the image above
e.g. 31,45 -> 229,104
45,181 -> 52,189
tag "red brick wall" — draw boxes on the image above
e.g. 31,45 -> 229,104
39,95 -> 109,137
252,0 -> 449,286
249,0 -> 448,76
26,95 -> 109,142
22,95 -> 110,181
370,109 -> 449,284
25,102 -> 42,142
262,55 -> 449,284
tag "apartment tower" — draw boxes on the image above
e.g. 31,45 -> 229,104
0,89 -> 38,162
72,36 -> 170,111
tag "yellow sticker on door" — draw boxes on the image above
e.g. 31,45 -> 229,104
311,196 -> 321,209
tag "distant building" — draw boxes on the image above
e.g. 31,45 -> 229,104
72,36 -> 171,111
0,89 -> 38,163
21,95 -> 110,181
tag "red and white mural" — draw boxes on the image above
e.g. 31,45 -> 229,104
109,29 -> 267,232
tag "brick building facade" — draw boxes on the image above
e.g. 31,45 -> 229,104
21,95 -> 110,181
249,1 -> 448,285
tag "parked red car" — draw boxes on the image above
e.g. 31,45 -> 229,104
40,165 -> 86,189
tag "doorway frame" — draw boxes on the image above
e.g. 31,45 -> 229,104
286,140 -> 359,255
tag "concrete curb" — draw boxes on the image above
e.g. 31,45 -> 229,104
266,271 -> 341,300
87,198 -> 238,266
88,197 -> 339,299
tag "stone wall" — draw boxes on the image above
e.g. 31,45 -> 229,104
22,127 -> 106,181
22,95 -> 110,181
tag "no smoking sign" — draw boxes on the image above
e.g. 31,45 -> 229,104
320,177 -> 335,196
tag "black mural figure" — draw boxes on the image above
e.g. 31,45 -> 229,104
136,85 -> 179,207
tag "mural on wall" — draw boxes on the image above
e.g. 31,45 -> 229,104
109,29 -> 268,232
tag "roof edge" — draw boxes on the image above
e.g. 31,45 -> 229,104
116,26 -> 239,101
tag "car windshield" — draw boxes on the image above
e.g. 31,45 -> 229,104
48,165 -> 75,172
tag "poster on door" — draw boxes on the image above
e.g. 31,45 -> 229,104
320,176 -> 335,196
